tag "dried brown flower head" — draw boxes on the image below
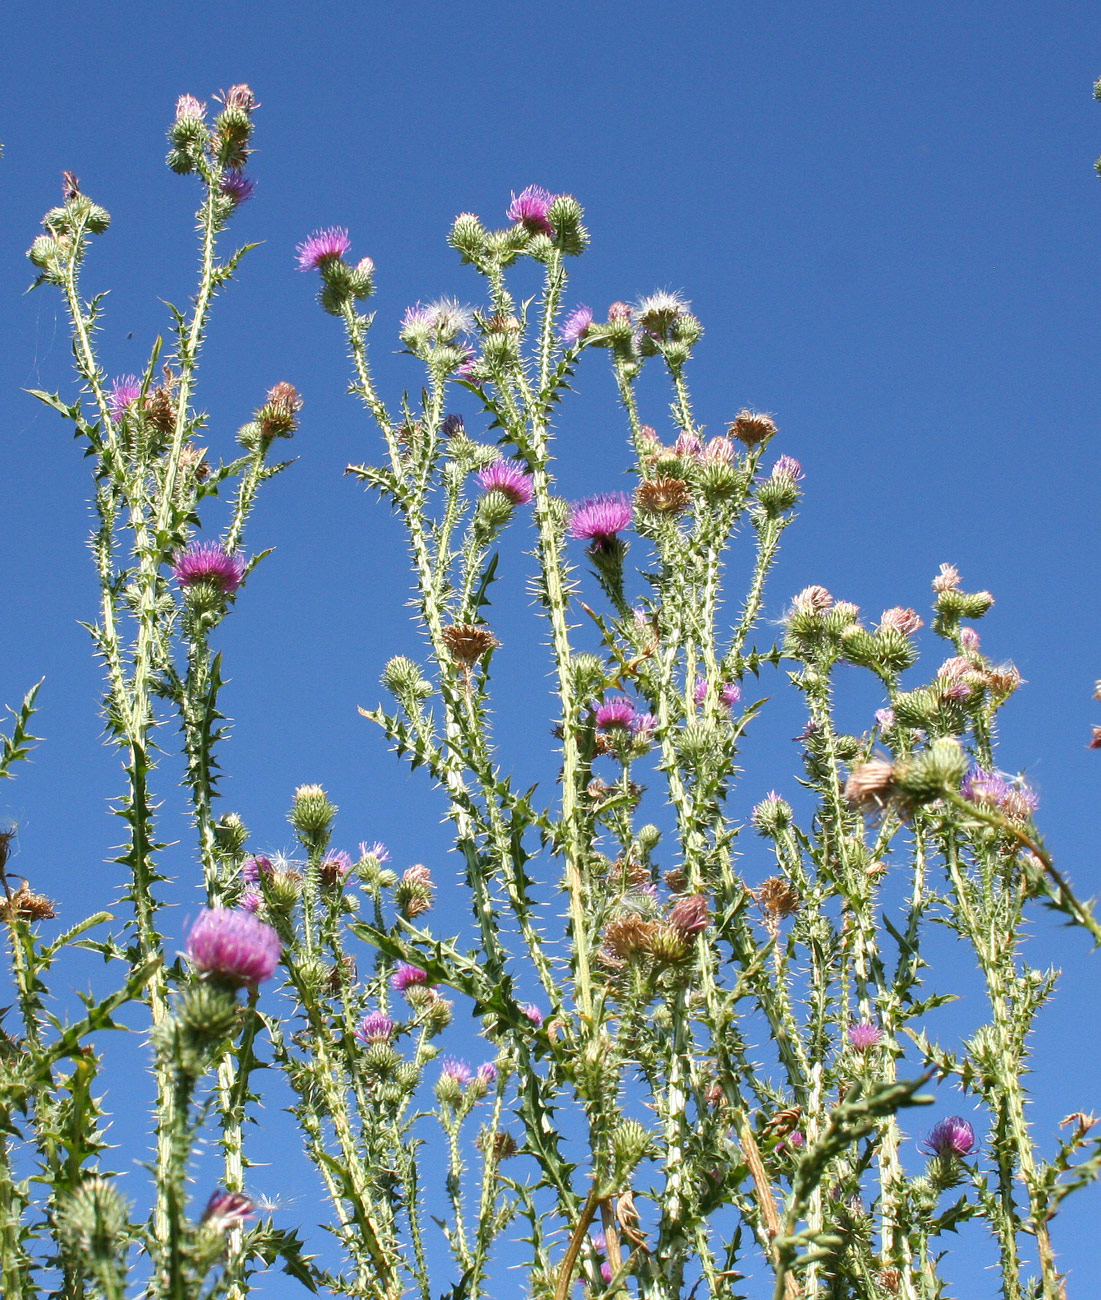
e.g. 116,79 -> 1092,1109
442,623 -> 498,669
755,876 -> 802,924
475,1129 -> 519,1160
176,444 -> 209,482
145,386 -> 177,434
327,953 -> 357,993
636,476 -> 690,516
844,759 -> 898,815
1,882 -> 57,922
664,867 -> 688,893
600,914 -> 660,964
728,408 -> 778,448
877,1267 -> 901,1294
984,662 -> 1022,701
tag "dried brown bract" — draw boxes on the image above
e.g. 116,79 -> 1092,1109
442,623 -> 499,669
636,476 -> 690,516
728,408 -> 777,448
1,882 -> 57,922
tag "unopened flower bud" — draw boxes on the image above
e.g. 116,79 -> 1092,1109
288,784 -> 336,840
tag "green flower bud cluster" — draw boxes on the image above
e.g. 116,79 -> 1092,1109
382,655 -> 435,711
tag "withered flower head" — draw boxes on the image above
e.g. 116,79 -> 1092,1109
844,759 -> 898,814
728,408 -> 778,448
636,476 -> 690,516
145,386 -> 177,434
664,866 -> 688,893
877,1267 -> 901,1295
600,914 -> 660,964
397,864 -> 435,918
0,882 -> 56,922
442,623 -> 499,669
475,1129 -> 520,1160
791,584 -> 833,613
984,662 -> 1022,701
754,876 -> 802,924
176,444 -> 209,482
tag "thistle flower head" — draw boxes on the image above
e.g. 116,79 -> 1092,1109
878,607 -> 923,636
594,698 -> 636,731
634,289 -> 690,334
108,375 -> 141,422
932,562 -> 961,593
507,185 -> 555,235
359,840 -> 391,864
477,459 -> 533,505
674,431 -> 702,459
186,907 -> 281,987
522,1003 -> 544,1028
241,855 -> 273,883
220,170 -> 254,204
847,1021 -> 883,1052
355,1011 -> 394,1044
921,1116 -> 975,1158
201,1189 -> 255,1231
320,849 -> 354,885
559,304 -> 593,345
875,707 -> 896,731
729,409 -> 778,447
176,94 -> 206,122
771,454 -> 804,480
390,962 -> 429,992
171,542 -> 246,594
667,893 -> 711,938
296,226 -> 351,271
440,1056 -> 473,1084
791,585 -> 833,613
568,493 -> 633,549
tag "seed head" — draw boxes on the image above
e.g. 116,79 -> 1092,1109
0,881 -> 56,921
667,893 -> 711,938
844,759 -> 898,814
442,623 -> 498,668
878,607 -> 923,636
755,876 -> 802,923
636,476 -> 690,515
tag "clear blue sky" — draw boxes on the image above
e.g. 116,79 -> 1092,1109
2,3 -> 1100,1294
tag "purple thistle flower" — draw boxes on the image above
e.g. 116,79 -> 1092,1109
601,1263 -> 613,1284
960,626 -> 981,652
720,681 -> 742,710
323,849 -> 354,877
847,1021 -> 883,1052
522,1003 -> 544,1028
875,707 -> 896,731
631,711 -> 658,740
477,459 -> 534,505
771,455 -> 804,480
440,1056 -> 472,1084
568,493 -> 633,550
220,170 -> 254,204
355,1011 -> 395,1044
961,765 -> 1010,807
456,347 -> 479,380
239,888 -> 261,914
922,1116 -> 975,1158
674,431 -> 702,459
175,94 -> 206,123
507,185 -> 555,236
441,413 -> 465,437
476,1062 -> 497,1086
359,840 -> 390,863
559,304 -> 593,346
171,542 -> 246,594
186,908 -> 281,987
241,855 -> 273,884
390,962 -> 429,992
296,226 -> 351,271
201,1189 -> 255,1231
595,698 -> 636,731
108,375 -> 142,422
591,1232 -> 607,1253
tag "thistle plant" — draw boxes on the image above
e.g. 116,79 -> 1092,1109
2,88 -> 1099,1300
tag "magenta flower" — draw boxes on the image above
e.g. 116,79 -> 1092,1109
601,1263 -> 613,1284
720,682 -> 741,709
440,1056 -> 472,1084
171,542 -> 246,594
296,226 -> 351,271
568,493 -> 633,550
323,849 -> 353,876
631,711 -> 657,740
476,1062 -> 497,1086
875,707 -> 896,730
239,889 -> 261,914
355,1011 -> 394,1044
220,170 -> 254,203
477,459 -> 534,505
922,1116 -> 975,1158
186,908 -> 281,987
522,1003 -> 544,1028
559,304 -> 593,346
771,455 -> 804,480
960,626 -> 981,652
108,375 -> 141,422
847,1021 -> 883,1052
241,855 -> 273,884
595,698 -> 636,731
961,765 -> 1010,807
201,1189 -> 255,1231
390,962 -> 429,992
507,185 -> 555,236
674,431 -> 702,459
359,840 -> 391,863
175,94 -> 206,123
